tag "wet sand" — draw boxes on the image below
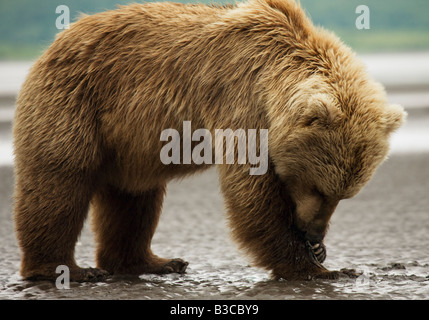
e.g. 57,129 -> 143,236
0,150 -> 428,299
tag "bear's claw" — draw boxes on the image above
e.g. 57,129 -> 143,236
339,268 -> 361,278
162,258 -> 189,274
306,241 -> 327,266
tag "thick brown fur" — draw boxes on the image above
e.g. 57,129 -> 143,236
13,0 -> 405,282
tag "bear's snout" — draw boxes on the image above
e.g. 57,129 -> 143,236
303,231 -> 325,244
294,197 -> 339,245
295,219 -> 326,244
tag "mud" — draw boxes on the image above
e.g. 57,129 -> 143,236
0,151 -> 428,299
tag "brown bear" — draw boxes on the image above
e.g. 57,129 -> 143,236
13,0 -> 405,282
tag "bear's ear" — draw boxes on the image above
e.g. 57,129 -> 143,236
382,104 -> 407,134
302,93 -> 343,127
263,0 -> 309,30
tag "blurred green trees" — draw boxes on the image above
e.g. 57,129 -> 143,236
1,0 -> 428,59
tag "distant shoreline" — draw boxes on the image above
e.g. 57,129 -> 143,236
2,51 -> 429,96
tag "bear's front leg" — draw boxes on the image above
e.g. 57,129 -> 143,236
218,163 -> 341,280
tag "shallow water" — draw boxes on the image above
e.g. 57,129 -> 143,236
0,151 -> 428,300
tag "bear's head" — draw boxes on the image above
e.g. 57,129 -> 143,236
268,74 -> 406,244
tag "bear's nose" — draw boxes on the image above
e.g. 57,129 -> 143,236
304,231 -> 324,244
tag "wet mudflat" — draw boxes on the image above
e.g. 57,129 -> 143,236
0,148 -> 428,299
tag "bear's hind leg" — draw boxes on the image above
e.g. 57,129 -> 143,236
14,171 -> 108,282
92,185 -> 188,275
